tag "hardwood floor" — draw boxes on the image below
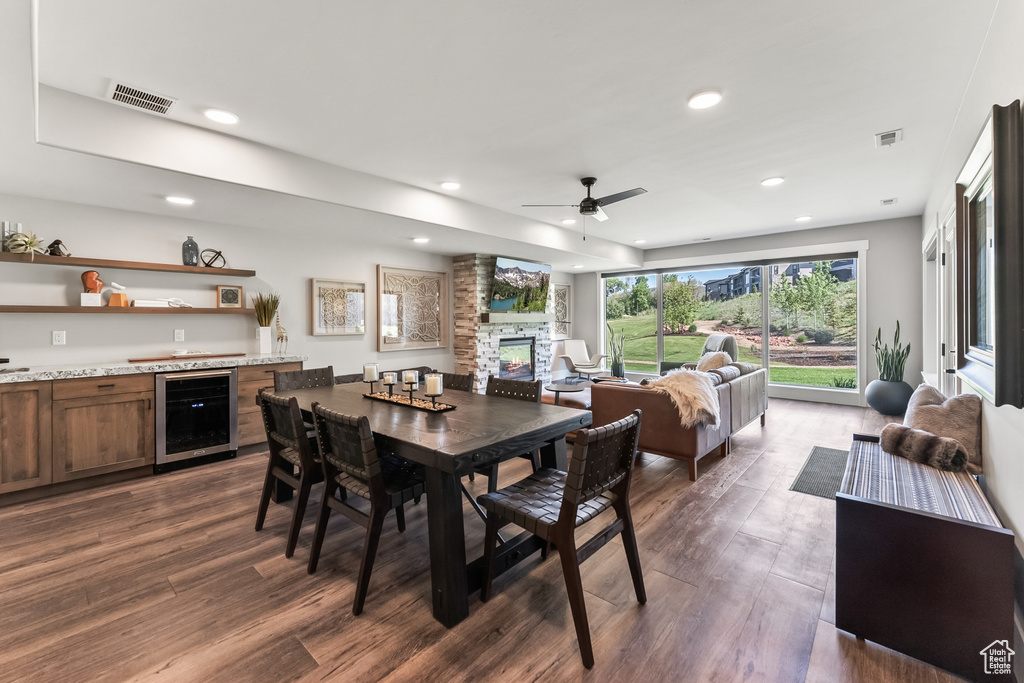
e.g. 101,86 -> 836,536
0,399 -> 965,682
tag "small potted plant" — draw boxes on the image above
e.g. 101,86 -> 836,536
865,320 -> 913,415
251,291 -> 280,354
607,322 -> 625,378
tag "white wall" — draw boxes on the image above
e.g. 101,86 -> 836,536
0,193 -> 453,373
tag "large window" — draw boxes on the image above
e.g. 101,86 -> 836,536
604,260 -> 858,389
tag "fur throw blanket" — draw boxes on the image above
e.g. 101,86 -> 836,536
645,369 -> 720,428
880,423 -> 968,472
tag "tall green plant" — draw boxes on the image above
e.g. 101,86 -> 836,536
606,322 -> 624,365
873,321 -> 910,382
251,291 -> 280,327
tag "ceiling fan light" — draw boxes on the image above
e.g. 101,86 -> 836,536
687,90 -> 722,110
561,218 -> 576,225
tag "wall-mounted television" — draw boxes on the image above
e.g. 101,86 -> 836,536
490,257 -> 551,312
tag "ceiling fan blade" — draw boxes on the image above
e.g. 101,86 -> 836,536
595,187 -> 647,207
522,204 -> 579,207
592,206 -> 610,222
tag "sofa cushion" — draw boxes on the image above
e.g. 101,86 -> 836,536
710,365 -> 741,383
731,362 -> 760,375
697,351 -> 732,372
902,384 -> 982,474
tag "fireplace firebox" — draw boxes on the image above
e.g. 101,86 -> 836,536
498,337 -> 536,381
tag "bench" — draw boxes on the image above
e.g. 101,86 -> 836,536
835,434 -> 1015,682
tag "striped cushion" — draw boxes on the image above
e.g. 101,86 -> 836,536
840,439 -> 1001,527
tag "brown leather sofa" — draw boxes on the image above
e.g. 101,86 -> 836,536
590,364 -> 768,480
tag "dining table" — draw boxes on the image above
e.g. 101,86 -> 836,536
279,381 -> 592,627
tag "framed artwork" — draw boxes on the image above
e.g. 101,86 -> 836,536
377,265 -> 449,352
553,283 -> 571,339
311,279 -> 366,335
216,285 -> 243,309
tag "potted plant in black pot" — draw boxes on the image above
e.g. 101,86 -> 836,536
607,323 -> 625,378
865,321 -> 913,415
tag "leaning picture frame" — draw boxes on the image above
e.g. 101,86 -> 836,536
216,285 -> 243,308
377,265 -> 449,351
311,278 -> 366,335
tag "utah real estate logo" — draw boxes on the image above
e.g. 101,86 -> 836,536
979,639 -> 1014,676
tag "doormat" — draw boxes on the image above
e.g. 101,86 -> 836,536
789,446 -> 850,500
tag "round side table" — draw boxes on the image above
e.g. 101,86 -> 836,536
545,383 -> 585,406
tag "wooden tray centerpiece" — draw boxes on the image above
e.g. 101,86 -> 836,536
363,391 -> 456,413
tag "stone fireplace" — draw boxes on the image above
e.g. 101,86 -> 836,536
453,254 -> 553,392
498,337 -> 536,381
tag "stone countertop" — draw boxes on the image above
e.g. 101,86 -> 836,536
0,354 -> 308,384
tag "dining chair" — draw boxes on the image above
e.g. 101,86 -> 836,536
306,402 -> 426,615
477,409 -> 645,669
255,389 -> 322,558
274,365 -> 335,391
441,371 -> 475,393
559,339 -> 606,384
480,375 -> 543,490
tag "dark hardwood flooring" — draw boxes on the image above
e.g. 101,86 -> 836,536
0,399 -> 964,682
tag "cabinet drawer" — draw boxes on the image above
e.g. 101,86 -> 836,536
237,362 -> 302,383
53,374 -> 154,400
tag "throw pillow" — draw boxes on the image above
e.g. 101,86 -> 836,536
903,384 -> 982,473
697,351 -> 731,372
880,423 -> 968,472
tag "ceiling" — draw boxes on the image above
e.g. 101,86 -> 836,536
2,1 -> 1002,269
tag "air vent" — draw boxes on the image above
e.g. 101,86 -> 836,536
875,129 -> 903,148
106,81 -> 178,115
880,198 -> 898,206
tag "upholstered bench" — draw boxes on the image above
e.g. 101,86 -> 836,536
835,434 -> 1015,681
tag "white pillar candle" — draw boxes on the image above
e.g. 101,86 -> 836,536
363,363 -> 379,382
426,374 -> 443,395
403,370 -> 418,385
382,372 -> 397,385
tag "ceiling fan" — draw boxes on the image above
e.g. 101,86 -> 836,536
523,177 -> 647,222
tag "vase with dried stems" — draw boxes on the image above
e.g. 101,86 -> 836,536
251,291 -> 280,354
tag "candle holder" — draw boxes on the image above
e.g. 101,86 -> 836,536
424,373 -> 444,408
405,381 -> 419,402
382,371 -> 397,397
364,378 -> 378,394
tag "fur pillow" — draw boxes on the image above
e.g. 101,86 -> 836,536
903,384 -> 982,473
696,351 -> 731,372
645,368 -> 720,428
880,423 -> 968,472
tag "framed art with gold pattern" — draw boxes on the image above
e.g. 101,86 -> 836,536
377,265 -> 448,351
311,278 -> 365,335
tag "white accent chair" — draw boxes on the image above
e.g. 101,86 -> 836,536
559,339 -> 607,384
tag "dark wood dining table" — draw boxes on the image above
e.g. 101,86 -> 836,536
280,381 -> 592,627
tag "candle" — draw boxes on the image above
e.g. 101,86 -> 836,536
403,370 -> 418,385
363,363 -> 379,382
426,374 -> 443,395
382,372 -> 397,385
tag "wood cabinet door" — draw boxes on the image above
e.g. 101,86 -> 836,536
52,391 -> 155,482
237,362 -> 303,446
0,382 -> 53,494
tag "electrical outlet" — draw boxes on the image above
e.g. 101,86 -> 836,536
174,329 -> 185,342
52,330 -> 66,345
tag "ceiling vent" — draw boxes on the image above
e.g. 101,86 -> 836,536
880,198 -> 898,206
106,81 -> 178,115
875,129 -> 903,148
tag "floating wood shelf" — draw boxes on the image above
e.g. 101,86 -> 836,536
480,311 -> 555,324
0,306 -> 254,315
0,252 -> 256,277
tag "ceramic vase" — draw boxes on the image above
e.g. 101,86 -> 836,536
258,326 -> 273,354
611,360 -> 625,378
865,379 -> 914,416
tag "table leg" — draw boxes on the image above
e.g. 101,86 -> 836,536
552,391 -> 562,406
539,436 -> 568,471
424,467 -> 469,627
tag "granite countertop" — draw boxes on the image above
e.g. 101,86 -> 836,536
0,354 -> 308,384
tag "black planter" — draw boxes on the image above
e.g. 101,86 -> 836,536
865,379 -> 914,416
611,360 -> 624,378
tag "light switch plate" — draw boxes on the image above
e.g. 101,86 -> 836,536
174,329 -> 185,342
52,330 -> 66,345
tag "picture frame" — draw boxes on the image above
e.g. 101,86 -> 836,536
311,278 -> 366,335
377,265 -> 449,352
552,283 -> 571,339
216,285 -> 243,309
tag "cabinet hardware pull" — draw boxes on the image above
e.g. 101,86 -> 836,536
97,383 -> 115,389
147,398 -> 152,409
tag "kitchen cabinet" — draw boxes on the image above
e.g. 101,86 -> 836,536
0,381 -> 52,494
236,362 -> 303,446
51,375 -> 155,482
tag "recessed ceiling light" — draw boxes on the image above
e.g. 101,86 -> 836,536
573,265 -> 584,269
634,239 -> 647,244
795,215 -> 812,222
412,237 -> 430,244
203,109 -> 239,125
440,181 -> 461,190
165,196 -> 195,205
761,177 -> 785,187
687,90 -> 723,110
561,218 -> 577,225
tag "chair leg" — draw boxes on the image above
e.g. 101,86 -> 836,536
614,499 -> 647,604
486,466 -> 499,493
761,411 -> 766,427
285,471 -> 313,559
307,478 -> 336,574
353,506 -> 387,616
255,458 -> 276,532
529,449 -> 541,473
395,503 -> 406,532
480,514 -> 502,602
556,533 -> 595,669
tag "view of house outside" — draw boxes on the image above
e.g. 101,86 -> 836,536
604,260 -> 858,388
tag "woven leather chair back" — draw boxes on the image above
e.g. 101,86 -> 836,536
442,371 -> 475,393
485,375 -> 542,403
562,410 -> 641,510
258,390 -> 318,471
312,403 -> 381,487
274,365 -> 336,391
